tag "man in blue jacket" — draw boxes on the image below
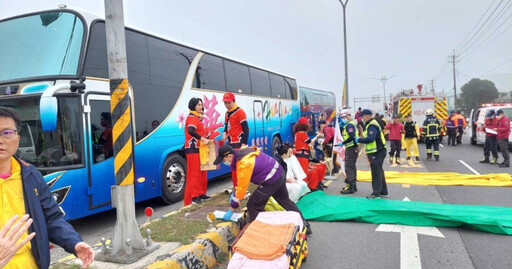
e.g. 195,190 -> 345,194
0,107 -> 93,269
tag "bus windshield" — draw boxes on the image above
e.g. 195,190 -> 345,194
0,96 -> 83,168
0,11 -> 84,83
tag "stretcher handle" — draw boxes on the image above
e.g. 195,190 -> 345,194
286,225 -> 300,256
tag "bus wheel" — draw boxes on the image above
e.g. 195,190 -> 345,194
161,154 -> 186,204
272,136 -> 282,157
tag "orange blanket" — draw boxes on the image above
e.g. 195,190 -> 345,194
233,220 -> 296,260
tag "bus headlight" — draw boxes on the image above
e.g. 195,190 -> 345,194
51,186 -> 71,205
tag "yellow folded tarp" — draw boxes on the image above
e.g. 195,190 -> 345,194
357,171 -> 512,187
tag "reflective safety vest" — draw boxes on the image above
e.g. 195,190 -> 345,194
363,119 -> 386,154
342,120 -> 359,148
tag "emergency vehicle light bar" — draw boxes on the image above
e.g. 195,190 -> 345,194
481,103 -> 512,107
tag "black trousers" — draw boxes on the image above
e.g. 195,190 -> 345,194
247,173 -> 305,222
425,137 -> 440,157
484,136 -> 498,158
345,146 -> 358,183
389,140 -> 401,158
447,128 -> 457,145
499,138 -> 510,165
457,126 -> 464,143
368,149 -> 388,196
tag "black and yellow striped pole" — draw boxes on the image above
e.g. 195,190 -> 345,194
110,78 -> 134,186
95,0 -> 159,262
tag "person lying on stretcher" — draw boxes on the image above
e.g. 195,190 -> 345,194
213,145 -> 312,235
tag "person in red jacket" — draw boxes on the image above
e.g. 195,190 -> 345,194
495,109 -> 510,167
184,97 -> 211,205
294,117 -> 327,190
480,110 -> 499,164
221,92 -> 249,189
384,115 -> 404,164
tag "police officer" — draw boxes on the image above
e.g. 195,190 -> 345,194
337,109 -> 359,194
355,109 -> 388,199
422,109 -> 441,161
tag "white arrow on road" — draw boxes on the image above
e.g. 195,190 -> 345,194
375,197 -> 445,269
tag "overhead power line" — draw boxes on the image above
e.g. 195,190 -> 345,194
460,1 -> 512,59
458,0 -> 506,53
480,55 -> 512,76
455,0 -> 498,52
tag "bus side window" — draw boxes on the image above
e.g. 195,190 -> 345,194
194,54 -> 226,91
225,60 -> 251,94
89,100 -> 113,163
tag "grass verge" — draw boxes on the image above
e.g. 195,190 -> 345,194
141,187 -> 251,245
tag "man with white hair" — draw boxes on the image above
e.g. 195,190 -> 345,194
338,109 -> 359,194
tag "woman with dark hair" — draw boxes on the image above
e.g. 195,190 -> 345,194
275,144 -> 310,202
184,97 -> 211,205
294,117 -> 326,190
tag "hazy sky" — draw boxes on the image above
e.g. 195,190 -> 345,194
1,0 -> 511,111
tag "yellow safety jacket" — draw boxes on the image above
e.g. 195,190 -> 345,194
363,119 -> 386,154
342,120 -> 359,148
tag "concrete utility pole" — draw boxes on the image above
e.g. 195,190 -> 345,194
339,0 -> 349,108
96,0 -> 158,263
429,78 -> 435,95
448,50 -> 459,110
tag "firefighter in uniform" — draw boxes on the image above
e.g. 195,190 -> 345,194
355,109 -> 388,199
422,109 -> 441,161
338,109 -> 359,194
222,92 -> 249,189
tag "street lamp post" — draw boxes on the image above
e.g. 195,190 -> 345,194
372,75 -> 397,110
339,0 -> 349,108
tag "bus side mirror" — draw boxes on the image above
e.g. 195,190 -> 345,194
39,83 -> 73,132
40,96 -> 58,131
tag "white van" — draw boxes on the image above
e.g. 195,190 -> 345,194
470,103 -> 512,151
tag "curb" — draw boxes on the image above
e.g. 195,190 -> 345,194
145,222 -> 239,269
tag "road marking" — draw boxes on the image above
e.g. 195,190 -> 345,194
458,160 -> 481,175
376,197 -> 445,269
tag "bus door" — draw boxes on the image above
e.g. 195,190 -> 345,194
253,100 -> 265,147
85,94 -> 115,209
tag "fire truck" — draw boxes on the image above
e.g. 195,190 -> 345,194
392,90 -> 447,142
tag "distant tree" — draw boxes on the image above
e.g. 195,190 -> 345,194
458,78 -> 499,110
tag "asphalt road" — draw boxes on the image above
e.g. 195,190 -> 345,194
303,134 -> 512,269
52,133 -> 511,268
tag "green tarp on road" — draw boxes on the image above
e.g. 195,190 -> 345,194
297,191 -> 512,235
